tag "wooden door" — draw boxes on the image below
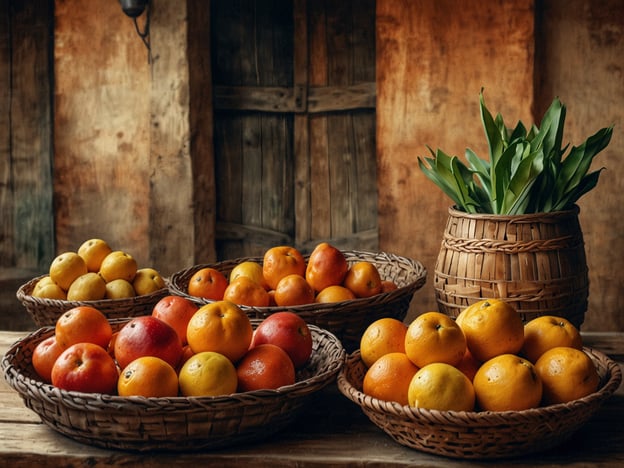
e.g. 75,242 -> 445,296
211,0 -> 377,259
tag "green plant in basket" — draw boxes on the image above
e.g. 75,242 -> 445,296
418,90 -> 614,214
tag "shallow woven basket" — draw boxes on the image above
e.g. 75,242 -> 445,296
16,275 -> 169,327
2,318 -> 345,452
337,349 -> 621,459
435,206 -> 588,328
169,250 -> 426,352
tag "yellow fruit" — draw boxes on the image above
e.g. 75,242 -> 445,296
32,277 -> 67,300
407,362 -> 475,411
534,346 -> 600,405
363,352 -> 419,406
229,261 -> 268,290
359,317 -> 408,368
49,252 -> 88,291
117,356 -> 179,398
178,351 -> 238,397
33,276 -> 55,294
105,279 -> 136,299
404,312 -> 466,368
473,353 -> 542,411
99,251 -> 138,283
522,315 -> 583,363
455,299 -> 524,362
66,272 -> 107,301
77,238 -> 113,272
132,267 -> 166,295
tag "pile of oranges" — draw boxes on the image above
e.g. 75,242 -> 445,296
360,299 -> 600,412
31,296 -> 314,398
31,238 -> 166,301
186,242 -> 398,308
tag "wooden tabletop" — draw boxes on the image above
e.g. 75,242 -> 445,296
1,330 -> 623,467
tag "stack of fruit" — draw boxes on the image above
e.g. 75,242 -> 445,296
183,242 -> 398,308
30,238 -> 166,301
31,296 -> 315,398
359,299 -> 600,411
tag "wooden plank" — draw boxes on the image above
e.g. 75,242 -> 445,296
0,1 -> 11,266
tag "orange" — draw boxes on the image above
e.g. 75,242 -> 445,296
49,251 -> 88,291
404,312 -> 466,368
186,301 -> 253,363
473,353 -> 542,411
77,238 -> 113,272
273,274 -> 315,306
98,250 -> 138,283
522,315 -> 583,363
343,261 -> 382,298
223,276 -> 271,307
407,362 -> 475,411
178,351 -> 238,397
360,317 -> 408,368
55,305 -> 113,349
229,261 -> 269,290
187,267 -> 228,300
315,285 -> 356,303
305,242 -> 349,292
455,347 -> 481,382
32,336 -> 65,383
66,272 -> 107,301
381,280 -> 398,293
262,246 -> 306,290
534,346 -> 600,405
117,356 -> 179,397
455,299 -> 524,362
362,352 -> 419,406
152,295 -> 199,345
236,343 -> 296,392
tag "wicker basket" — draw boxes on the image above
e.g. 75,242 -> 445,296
169,250 -> 426,351
16,275 -> 169,327
435,206 -> 588,328
337,348 -> 621,459
2,318 -> 345,451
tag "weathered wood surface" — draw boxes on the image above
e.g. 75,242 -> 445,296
1,330 -> 623,467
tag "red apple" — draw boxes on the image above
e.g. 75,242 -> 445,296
152,295 -> 199,345
32,335 -> 65,383
114,316 -> 184,370
251,311 -> 313,368
51,342 -> 119,393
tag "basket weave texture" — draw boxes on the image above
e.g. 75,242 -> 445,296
169,250 -> 426,351
16,275 -> 169,327
2,318 -> 345,451
435,206 -> 588,328
337,349 -> 621,459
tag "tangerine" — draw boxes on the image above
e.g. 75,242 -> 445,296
223,276 -> 271,307
32,336 -> 65,383
315,285 -> 356,303
187,267 -> 228,300
522,315 -> 583,363
273,274 -> 315,306
117,356 -> 179,397
360,317 -> 408,368
343,261 -> 382,298
262,246 -> 306,290
404,312 -> 466,368
362,352 -> 419,406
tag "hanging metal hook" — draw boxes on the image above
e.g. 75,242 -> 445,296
119,0 -> 152,63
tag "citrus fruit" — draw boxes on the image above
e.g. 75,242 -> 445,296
187,267 -> 228,300
98,250 -> 138,283
534,346 -> 600,405
32,336 -> 65,383
273,274 -> 315,306
132,267 -> 166,295
455,347 -> 481,382
186,301 -> 253,363
236,343 -> 296,392
343,261 -> 382,298
55,306 -> 113,349
455,299 -> 524,362
117,356 -> 179,397
77,238 -> 113,272
315,285 -> 356,303
66,272 -> 107,301
49,252 -> 88,291
152,295 -> 199,345
473,353 -> 542,411
104,278 -> 136,299
407,362 -> 475,411
363,352 -> 419,405
404,311 -> 466,368
178,351 -> 238,397
229,261 -> 268,290
305,242 -> 349,292
262,245 -> 306,290
360,317 -> 408,368
522,315 -> 583,363
223,276 -> 271,307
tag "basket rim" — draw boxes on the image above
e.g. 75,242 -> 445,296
447,204 -> 580,221
2,319 -> 346,410
168,249 -> 427,314
337,348 -> 622,426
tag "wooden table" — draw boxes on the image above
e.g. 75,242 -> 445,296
2,330 -> 623,467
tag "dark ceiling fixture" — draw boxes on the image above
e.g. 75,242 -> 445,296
119,0 -> 151,62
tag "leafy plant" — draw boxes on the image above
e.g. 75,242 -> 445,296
418,90 -> 613,214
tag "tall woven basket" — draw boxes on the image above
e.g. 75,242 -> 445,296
434,205 -> 588,328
